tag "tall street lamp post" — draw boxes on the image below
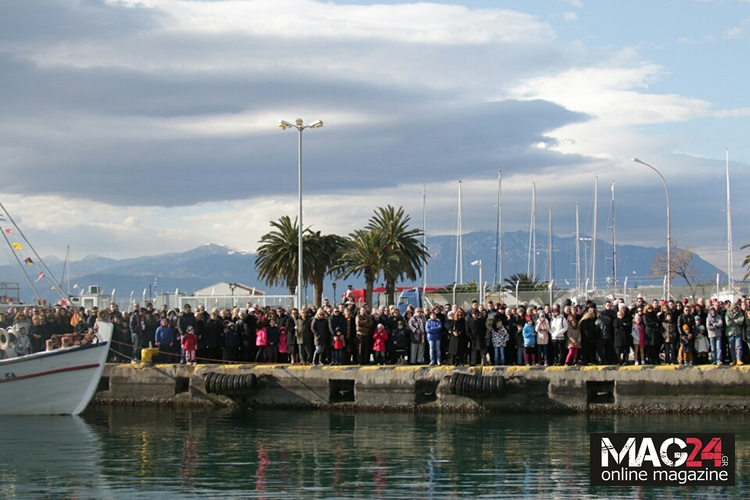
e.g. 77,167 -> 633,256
279,118 -> 324,309
632,157 -> 671,300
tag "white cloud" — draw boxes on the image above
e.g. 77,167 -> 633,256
562,11 -> 579,22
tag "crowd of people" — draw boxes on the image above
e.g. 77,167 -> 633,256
3,293 -> 750,368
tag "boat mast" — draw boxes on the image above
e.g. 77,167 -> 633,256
726,149 -> 734,293
494,169 -> 502,289
422,185 -> 427,294
455,180 -> 463,286
576,202 -> 581,295
548,207 -> 553,291
532,183 -> 537,279
62,245 -> 71,296
592,176 -> 598,291
611,182 -> 617,297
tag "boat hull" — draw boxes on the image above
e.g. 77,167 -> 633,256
0,322 -> 112,415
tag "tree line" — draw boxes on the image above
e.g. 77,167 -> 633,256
254,205 -> 428,307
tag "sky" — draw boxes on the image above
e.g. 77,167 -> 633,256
0,0 -> 749,285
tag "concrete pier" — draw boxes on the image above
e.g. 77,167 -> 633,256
93,363 -> 750,413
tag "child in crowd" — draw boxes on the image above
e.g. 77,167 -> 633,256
181,326 -> 198,365
535,313 -> 550,366
565,315 -> 581,365
679,323 -> 694,365
391,320 -> 409,364
693,316 -> 709,364
372,323 -> 389,366
14,326 -> 31,357
266,319 -> 279,364
522,315 -> 537,366
662,312 -> 678,365
278,326 -> 289,363
255,321 -> 268,362
332,327 -> 345,365
491,318 -> 509,366
631,314 -> 645,365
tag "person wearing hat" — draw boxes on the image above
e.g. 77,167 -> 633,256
154,318 -> 174,363
181,326 -> 198,365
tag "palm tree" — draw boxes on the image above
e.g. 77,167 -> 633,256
336,229 -> 396,308
504,273 -> 544,292
306,231 -> 346,307
366,205 -> 429,305
255,216 -> 310,296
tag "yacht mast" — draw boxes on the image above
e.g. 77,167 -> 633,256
592,176 -> 598,291
611,182 -> 617,296
494,169 -> 503,288
455,180 -> 463,285
576,202 -> 581,295
422,185 -> 427,293
726,150 -> 734,292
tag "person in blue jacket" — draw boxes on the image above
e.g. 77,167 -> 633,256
522,315 -> 537,366
426,311 -> 443,366
154,318 -> 174,363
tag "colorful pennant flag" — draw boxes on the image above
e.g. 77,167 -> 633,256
35,272 -> 45,282
11,242 -> 23,251
4,229 -> 12,234
24,257 -> 33,265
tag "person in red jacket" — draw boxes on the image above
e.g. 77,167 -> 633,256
181,326 -> 198,365
372,323 -> 389,366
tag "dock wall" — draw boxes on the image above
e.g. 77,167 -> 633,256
93,363 -> 750,413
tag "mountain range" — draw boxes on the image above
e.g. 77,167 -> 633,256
0,230 -> 726,305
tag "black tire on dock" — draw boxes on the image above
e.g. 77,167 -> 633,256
222,373 -> 232,395
212,373 -> 224,394
468,375 -> 477,398
245,373 -> 257,391
459,373 -> 469,397
482,376 -> 490,398
232,375 -> 243,395
204,372 -> 215,393
449,373 -> 458,394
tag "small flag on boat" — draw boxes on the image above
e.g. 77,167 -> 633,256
70,312 -> 82,326
24,257 -> 34,265
4,229 -> 12,234
0,216 -> 5,221
11,242 -> 23,250
35,272 -> 45,282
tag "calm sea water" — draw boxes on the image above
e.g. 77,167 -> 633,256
1,407 -> 748,499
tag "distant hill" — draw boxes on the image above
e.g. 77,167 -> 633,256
0,235 -> 725,305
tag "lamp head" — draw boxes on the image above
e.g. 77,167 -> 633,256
471,260 -> 481,266
278,120 -> 293,130
309,120 -> 323,128
295,118 -> 304,127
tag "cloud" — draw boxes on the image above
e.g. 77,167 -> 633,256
0,0 -> 747,280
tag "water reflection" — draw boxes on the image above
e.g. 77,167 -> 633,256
3,408 -> 746,499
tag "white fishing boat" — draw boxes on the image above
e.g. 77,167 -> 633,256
0,322 -> 113,415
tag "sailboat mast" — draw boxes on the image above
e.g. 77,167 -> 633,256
495,169 -> 502,288
422,185 -> 427,293
532,183 -> 537,279
592,176 -> 598,291
455,180 -> 463,285
576,203 -> 581,295
726,149 -> 734,292
548,208 -> 553,289
611,182 -> 617,296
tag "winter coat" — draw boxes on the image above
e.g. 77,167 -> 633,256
567,323 -> 581,349
706,312 -> 724,338
356,313 -> 374,337
522,323 -> 537,347
312,317 -> 330,347
372,327 -> 389,352
535,317 -> 550,345
643,311 -> 661,346
255,327 -> 268,347
425,319 -> 443,342
181,332 -> 198,351
408,314 -> 427,344
725,308 -> 744,337
613,317 -> 630,349
154,325 -> 174,346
